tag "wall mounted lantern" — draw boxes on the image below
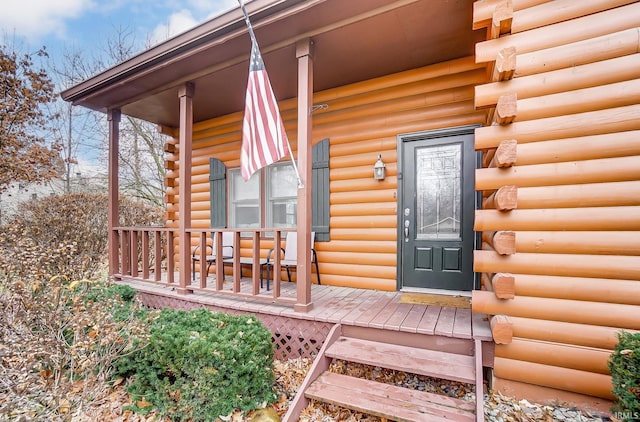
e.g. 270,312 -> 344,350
373,154 -> 386,180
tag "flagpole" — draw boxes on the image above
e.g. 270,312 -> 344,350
238,0 -> 304,188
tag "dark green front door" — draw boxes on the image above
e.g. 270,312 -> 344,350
399,127 -> 476,291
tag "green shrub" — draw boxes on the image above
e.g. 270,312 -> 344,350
609,331 -> 640,421
86,282 -> 144,322
109,283 -> 137,302
115,308 -> 277,421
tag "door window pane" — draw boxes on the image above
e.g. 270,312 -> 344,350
266,163 -> 297,228
229,169 -> 260,229
416,143 -> 461,240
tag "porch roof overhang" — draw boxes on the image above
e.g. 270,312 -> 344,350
60,0 -> 481,128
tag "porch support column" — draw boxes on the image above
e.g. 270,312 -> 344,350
294,38 -> 314,312
107,109 -> 121,277
177,82 -> 195,293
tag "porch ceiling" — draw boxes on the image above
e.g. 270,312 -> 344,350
61,0 -> 482,128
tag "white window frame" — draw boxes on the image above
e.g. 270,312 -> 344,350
227,163 -> 298,235
228,168 -> 260,231
266,162 -> 297,229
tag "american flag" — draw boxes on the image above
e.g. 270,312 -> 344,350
240,16 -> 288,181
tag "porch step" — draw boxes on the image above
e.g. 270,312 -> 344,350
306,372 -> 475,422
283,324 -> 485,422
325,336 -> 476,384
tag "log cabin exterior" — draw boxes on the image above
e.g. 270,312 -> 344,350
61,0 -> 640,417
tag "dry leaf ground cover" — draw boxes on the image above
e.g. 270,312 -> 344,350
0,277 -> 151,422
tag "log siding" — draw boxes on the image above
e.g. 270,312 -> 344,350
472,0 -> 640,402
165,56 -> 487,290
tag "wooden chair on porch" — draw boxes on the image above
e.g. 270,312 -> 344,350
191,231 -> 234,281
264,232 -> 320,290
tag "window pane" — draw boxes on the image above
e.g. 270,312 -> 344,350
267,163 -> 297,228
269,164 -> 298,198
268,198 -> 297,227
231,170 -> 259,201
229,169 -> 260,229
416,143 -> 461,240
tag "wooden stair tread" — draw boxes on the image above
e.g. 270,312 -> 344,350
326,336 -> 476,384
306,372 -> 475,422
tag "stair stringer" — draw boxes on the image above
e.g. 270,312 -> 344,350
283,323 -> 343,422
475,338 -> 485,422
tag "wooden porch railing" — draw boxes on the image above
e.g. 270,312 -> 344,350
112,226 -> 175,284
111,227 -> 300,306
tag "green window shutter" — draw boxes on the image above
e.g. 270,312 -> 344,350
209,158 -> 227,228
312,138 -> 330,241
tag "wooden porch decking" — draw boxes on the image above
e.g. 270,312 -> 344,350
119,274 -> 493,344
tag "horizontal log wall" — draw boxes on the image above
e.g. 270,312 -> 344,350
165,56 -> 487,289
472,0 -> 640,402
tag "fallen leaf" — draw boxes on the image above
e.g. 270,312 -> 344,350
72,379 -> 84,393
137,398 -> 153,409
59,398 -> 70,414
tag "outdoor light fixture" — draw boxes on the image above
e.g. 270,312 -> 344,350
373,154 -> 386,180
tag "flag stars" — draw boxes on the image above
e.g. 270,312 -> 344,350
239,1 -> 300,185
250,43 -> 264,72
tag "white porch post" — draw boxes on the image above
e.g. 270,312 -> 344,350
107,109 -> 121,277
178,82 -> 194,293
295,39 -> 314,312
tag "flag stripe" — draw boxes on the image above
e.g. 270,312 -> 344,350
240,36 -> 288,181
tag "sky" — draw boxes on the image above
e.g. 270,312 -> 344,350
0,0 -> 242,176
0,0 -> 239,55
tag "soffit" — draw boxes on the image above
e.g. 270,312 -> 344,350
62,0 -> 481,128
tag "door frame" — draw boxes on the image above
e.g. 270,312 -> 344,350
395,124 -> 481,292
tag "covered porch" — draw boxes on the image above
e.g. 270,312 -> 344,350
63,0 -> 484,312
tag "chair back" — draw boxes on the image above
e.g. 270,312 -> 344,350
283,231 -> 315,262
213,231 -> 234,258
